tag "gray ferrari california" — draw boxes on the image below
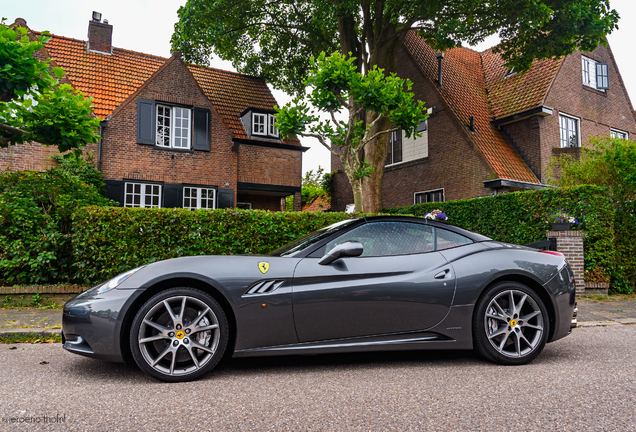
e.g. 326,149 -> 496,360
63,215 -> 577,382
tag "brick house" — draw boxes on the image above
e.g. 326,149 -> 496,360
331,32 -> 636,211
2,15 -> 305,211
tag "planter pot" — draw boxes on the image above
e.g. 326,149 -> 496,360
551,222 -> 571,231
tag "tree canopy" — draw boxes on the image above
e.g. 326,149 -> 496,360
0,22 -> 100,153
173,0 -> 619,95
172,0 -> 620,212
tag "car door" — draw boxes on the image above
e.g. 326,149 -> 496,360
292,221 -> 457,343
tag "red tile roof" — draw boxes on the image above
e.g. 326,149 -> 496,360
39,32 -> 299,145
188,65 -> 298,144
43,34 -> 165,119
482,49 -> 562,119
404,32 -> 539,184
301,196 -> 331,212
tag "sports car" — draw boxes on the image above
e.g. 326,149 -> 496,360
62,215 -> 577,382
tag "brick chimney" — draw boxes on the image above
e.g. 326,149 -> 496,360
87,12 -> 112,54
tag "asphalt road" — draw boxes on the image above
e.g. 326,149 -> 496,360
0,326 -> 634,432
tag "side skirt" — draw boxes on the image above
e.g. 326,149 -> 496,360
233,331 -> 471,358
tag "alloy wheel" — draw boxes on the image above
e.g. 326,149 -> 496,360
137,295 -> 221,377
483,289 -> 544,358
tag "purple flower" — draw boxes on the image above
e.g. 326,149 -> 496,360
437,213 -> 448,221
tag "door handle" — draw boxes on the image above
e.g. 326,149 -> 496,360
434,269 -> 450,279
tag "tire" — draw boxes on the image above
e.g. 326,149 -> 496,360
130,287 -> 229,382
473,281 -> 549,365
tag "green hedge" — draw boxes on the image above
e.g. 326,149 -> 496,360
59,184 -> 623,292
72,207 -> 353,284
0,169 -> 114,285
384,185 -> 617,288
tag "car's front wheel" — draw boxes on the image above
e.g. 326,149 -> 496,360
130,288 -> 228,382
473,282 -> 549,365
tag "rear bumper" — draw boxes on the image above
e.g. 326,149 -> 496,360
545,263 -> 577,342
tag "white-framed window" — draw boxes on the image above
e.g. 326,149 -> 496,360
252,113 -> 267,136
386,130 -> 403,165
610,128 -> 628,140
414,188 -> 444,204
559,114 -> 580,148
124,182 -> 162,208
183,187 -> 216,210
268,114 -> 279,137
582,56 -> 609,91
237,202 -> 252,210
156,105 -> 191,148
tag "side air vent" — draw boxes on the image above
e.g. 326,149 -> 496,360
245,280 -> 285,295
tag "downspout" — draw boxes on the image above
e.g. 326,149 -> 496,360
97,119 -> 107,171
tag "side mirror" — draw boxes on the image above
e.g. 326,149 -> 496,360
318,241 -> 364,265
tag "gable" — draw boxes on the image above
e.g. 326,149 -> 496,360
545,45 -> 636,133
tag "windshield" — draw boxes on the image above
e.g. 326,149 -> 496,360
269,219 -> 358,257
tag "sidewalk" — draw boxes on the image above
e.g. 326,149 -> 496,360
0,295 -> 635,338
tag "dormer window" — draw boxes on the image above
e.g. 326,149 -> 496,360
268,114 -> 279,138
252,113 -> 267,135
242,109 -> 281,140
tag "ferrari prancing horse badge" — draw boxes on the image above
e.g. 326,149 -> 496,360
258,262 -> 269,274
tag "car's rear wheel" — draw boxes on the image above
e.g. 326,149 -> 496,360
473,282 -> 549,365
130,288 -> 228,382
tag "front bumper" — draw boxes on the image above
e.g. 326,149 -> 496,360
62,287 -> 144,363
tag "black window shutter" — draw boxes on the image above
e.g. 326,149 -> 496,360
137,99 -> 156,145
104,180 -> 124,206
162,184 -> 183,208
192,108 -> 210,151
596,63 -> 609,90
217,188 -> 234,209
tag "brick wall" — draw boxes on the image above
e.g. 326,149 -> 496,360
0,141 -> 98,172
547,230 -> 585,295
238,144 -> 301,187
500,116 -> 542,179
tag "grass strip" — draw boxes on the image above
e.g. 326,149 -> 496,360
0,333 -> 62,344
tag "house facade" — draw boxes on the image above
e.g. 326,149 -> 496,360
331,32 -> 636,211
2,15 -> 305,211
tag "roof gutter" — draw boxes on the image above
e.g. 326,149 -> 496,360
491,105 -> 553,128
97,119 -> 108,172
483,178 -> 547,190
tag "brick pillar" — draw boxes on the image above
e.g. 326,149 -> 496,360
547,230 -> 585,296
293,192 -> 302,212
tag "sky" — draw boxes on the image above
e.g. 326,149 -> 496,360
3,0 -> 636,176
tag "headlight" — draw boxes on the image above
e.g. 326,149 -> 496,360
96,267 -> 144,294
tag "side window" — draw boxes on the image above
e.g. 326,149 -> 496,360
436,228 -> 472,250
325,222 -> 435,257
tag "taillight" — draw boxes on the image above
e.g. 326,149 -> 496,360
540,250 -> 565,257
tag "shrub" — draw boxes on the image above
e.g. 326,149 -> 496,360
72,207 -> 353,284
0,169 -> 114,284
51,153 -> 107,196
548,137 -> 636,293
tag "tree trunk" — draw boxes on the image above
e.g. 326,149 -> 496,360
362,114 -> 391,212
361,36 -> 403,213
